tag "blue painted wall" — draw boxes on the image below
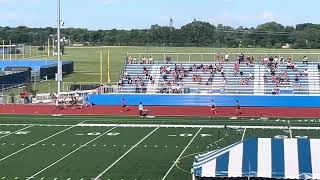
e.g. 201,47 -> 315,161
88,94 -> 320,107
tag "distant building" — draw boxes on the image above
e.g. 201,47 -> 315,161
0,45 -> 21,54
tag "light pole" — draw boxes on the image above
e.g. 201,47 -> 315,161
57,0 -> 62,94
48,35 -> 53,57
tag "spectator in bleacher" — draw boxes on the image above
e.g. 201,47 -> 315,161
263,56 -> 269,64
234,63 -> 239,76
239,53 -> 245,64
274,56 -> 279,63
148,56 -> 153,64
221,67 -> 225,77
127,56 -> 133,64
263,73 -> 268,83
133,56 -> 137,63
249,72 -> 254,80
304,69 -> 308,76
295,74 -> 300,82
280,57 -> 284,64
318,64 -> 320,70
224,53 -> 229,62
302,56 -> 308,65
165,56 -> 172,64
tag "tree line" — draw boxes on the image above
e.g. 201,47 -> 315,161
0,21 -> 320,49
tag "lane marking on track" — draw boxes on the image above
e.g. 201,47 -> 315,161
93,126 -> 160,180
0,121 -> 86,163
27,125 -> 119,180
0,125 -> 34,139
241,128 -> 246,141
161,127 -> 203,180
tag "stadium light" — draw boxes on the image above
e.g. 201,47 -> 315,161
57,0 -> 62,94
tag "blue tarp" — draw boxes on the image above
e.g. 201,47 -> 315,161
0,60 -> 71,70
193,138 -> 320,179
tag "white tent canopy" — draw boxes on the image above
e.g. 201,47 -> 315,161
193,138 -> 319,179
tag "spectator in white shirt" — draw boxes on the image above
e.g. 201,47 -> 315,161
303,56 -> 308,65
224,53 -> 229,61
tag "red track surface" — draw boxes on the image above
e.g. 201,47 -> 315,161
0,104 -> 320,118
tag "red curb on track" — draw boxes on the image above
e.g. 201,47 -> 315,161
0,104 -> 320,118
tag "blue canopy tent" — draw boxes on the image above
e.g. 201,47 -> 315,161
192,138 -> 320,179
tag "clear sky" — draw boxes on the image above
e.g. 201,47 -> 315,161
0,0 -> 319,30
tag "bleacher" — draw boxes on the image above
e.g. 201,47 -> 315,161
118,60 -> 320,95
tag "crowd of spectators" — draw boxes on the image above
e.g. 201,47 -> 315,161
122,53 -> 319,95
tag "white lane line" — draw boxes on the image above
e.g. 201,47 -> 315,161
0,125 -> 34,139
0,121 -> 86,163
161,127 -> 203,180
241,128 -> 246,141
93,126 -> 160,180
27,125 -> 118,179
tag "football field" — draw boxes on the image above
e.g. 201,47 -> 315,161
0,115 -> 320,179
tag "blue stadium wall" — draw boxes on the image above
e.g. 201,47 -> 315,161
88,94 -> 320,107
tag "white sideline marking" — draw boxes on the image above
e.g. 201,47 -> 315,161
27,126 -> 118,179
241,128 -> 246,141
93,126 -> 160,180
161,127 -> 203,180
0,121 -> 86,163
0,125 -> 34,139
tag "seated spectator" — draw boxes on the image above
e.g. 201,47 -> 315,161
304,69 -> 308,76
249,72 -> 254,80
263,73 -> 268,82
271,75 -> 276,83
280,57 -> 284,63
318,64 -> 320,70
302,56 -> 308,65
295,74 -> 300,82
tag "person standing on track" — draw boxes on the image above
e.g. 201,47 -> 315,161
209,100 -> 217,117
236,100 -> 242,115
138,102 -> 144,117
121,97 -> 130,112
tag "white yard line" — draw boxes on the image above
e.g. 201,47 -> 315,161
93,126 -> 160,180
26,125 -> 119,180
241,128 -> 246,141
0,125 -> 34,139
161,127 -> 203,180
0,121 -> 86,163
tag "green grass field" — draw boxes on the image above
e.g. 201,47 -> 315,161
0,115 -> 319,179
4,46 -> 320,94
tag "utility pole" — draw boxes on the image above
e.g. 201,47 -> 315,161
57,0 -> 62,94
